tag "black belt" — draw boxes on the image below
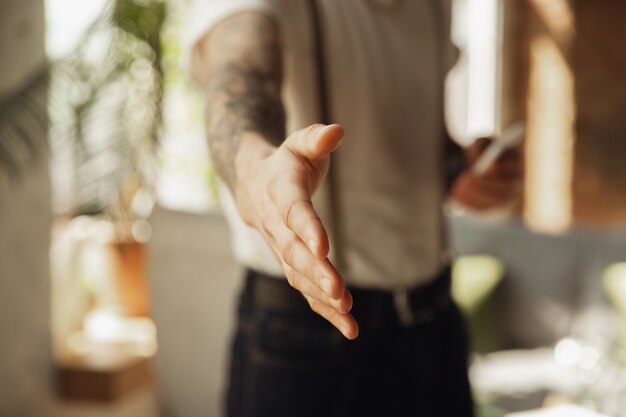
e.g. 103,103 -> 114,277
242,266 -> 453,327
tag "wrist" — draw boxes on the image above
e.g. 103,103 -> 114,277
234,132 -> 276,182
231,133 -> 277,224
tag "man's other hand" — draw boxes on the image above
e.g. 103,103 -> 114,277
451,137 -> 523,210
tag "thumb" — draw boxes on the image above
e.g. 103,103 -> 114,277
284,124 -> 344,160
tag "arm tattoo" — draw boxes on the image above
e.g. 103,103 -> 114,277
203,13 -> 286,188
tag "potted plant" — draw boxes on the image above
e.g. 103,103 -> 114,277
49,0 -> 166,318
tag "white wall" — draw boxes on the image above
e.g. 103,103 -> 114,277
0,1 -> 52,415
0,156 -> 52,416
148,207 -> 242,417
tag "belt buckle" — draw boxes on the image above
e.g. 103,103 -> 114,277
392,289 -> 435,327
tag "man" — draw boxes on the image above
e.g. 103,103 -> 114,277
184,0 -> 521,416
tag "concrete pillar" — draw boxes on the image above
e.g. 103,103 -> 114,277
0,0 -> 52,415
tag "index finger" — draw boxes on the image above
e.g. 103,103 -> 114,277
283,199 -> 330,259
267,175 -> 330,259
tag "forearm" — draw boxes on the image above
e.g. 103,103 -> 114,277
194,12 -> 286,189
204,65 -> 285,188
191,14 -> 357,339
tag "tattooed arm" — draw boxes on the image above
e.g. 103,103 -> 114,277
194,12 -> 285,188
192,12 -> 358,339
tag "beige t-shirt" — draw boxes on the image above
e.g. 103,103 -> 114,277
183,0 -> 456,290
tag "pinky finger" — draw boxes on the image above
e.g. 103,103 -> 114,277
303,294 -> 359,340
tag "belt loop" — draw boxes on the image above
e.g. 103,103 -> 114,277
393,290 -> 414,326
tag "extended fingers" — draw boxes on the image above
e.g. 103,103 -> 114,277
260,221 -> 357,339
303,294 -> 359,340
264,217 -> 344,299
265,174 -> 330,259
283,263 -> 352,313
283,199 -> 329,259
282,237 -> 344,299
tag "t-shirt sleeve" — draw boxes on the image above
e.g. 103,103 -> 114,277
181,0 -> 280,85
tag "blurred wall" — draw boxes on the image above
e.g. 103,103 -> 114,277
507,0 -> 626,230
148,207 -> 242,417
0,0 -> 52,416
451,216 -> 626,347
572,0 -> 626,225
0,0 -> 47,93
0,159 -> 52,416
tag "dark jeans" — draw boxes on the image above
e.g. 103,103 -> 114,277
226,269 -> 474,417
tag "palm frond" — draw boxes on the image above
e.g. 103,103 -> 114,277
0,68 -> 49,180
49,0 -> 166,220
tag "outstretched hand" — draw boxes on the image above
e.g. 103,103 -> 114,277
234,124 -> 358,339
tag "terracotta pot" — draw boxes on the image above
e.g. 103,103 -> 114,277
107,240 -> 151,317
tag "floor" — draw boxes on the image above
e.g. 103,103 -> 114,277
51,387 -> 160,417
148,207 -> 242,417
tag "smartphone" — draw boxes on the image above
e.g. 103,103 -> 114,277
471,121 -> 525,176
